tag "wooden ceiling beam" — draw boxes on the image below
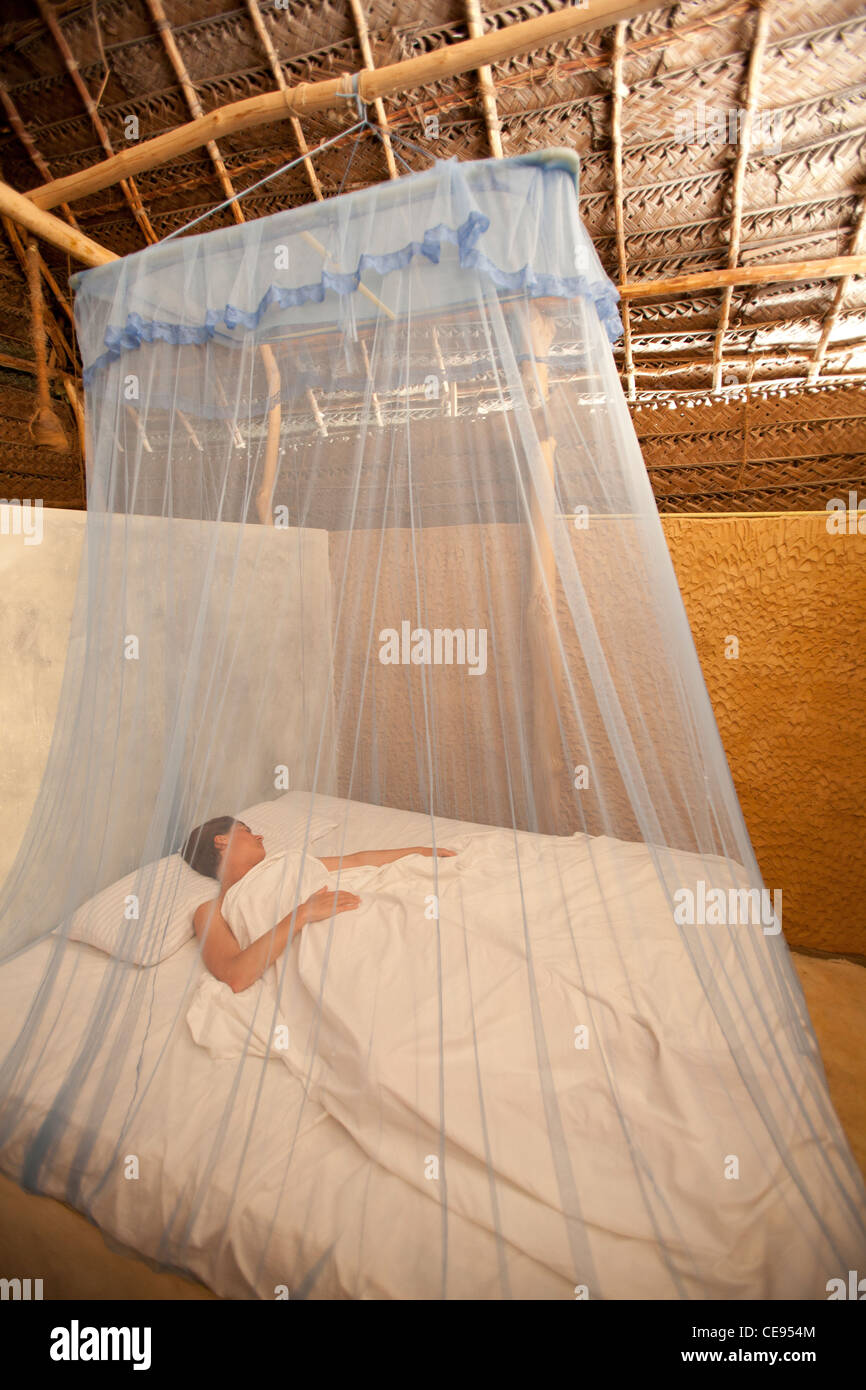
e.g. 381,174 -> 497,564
34,0 -> 157,245
242,0 -> 323,202
712,0 -> 772,394
807,196 -> 866,384
464,0 -> 505,160
144,0 -> 245,228
610,21 -> 635,400
0,216 -> 75,368
0,179 -> 115,265
0,80 -> 80,233
24,2 -> 667,211
1,206 -> 74,325
0,86 -> 79,329
347,0 -> 398,180
619,255 -> 866,299
0,348 -> 70,378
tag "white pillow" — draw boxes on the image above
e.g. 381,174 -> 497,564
63,795 -> 339,966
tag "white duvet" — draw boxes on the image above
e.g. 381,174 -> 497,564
185,824 -> 866,1298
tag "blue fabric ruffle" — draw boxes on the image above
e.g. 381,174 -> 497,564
83,210 -> 622,385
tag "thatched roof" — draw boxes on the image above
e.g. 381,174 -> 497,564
0,0 -> 864,512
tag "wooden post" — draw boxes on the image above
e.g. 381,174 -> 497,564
62,376 -> 87,504
523,303 -> 563,834
256,343 -> 281,525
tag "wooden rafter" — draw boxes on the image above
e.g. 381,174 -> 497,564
464,0 -> 505,159
0,81 -> 80,232
144,0 -> 244,228
347,0 -> 398,180
142,0 -> 286,489
143,0 -> 395,325
23,2 -> 666,212
0,349 -> 69,378
807,196 -> 866,384
242,0 -> 324,202
34,0 -> 157,245
610,22 -> 634,399
711,0 -> 772,393
0,87 -> 78,330
618,256 -> 866,299
0,0 -> 860,459
629,345 -> 860,366
1,216 -> 74,367
1,206 -> 74,328
62,375 -> 87,502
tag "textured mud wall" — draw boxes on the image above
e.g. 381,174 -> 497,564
663,513 -> 865,956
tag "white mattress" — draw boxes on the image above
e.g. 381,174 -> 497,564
0,792 -> 862,1300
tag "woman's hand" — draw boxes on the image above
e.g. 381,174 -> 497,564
301,886 -> 361,925
412,847 -> 457,858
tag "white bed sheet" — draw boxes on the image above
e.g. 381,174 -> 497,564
0,791 -> 862,1300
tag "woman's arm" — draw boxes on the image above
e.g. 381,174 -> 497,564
317,846 -> 456,871
193,886 -> 361,994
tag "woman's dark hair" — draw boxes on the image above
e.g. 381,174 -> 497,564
181,816 -> 238,879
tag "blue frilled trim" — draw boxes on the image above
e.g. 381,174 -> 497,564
82,210 -> 622,385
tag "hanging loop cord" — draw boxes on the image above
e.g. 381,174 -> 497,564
26,239 -> 68,451
160,73 -> 439,243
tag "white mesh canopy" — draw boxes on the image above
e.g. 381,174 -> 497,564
0,150 -> 863,1300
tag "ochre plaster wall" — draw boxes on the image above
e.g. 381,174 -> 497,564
663,513 -> 865,956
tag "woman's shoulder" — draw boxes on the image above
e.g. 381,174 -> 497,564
192,895 -> 222,928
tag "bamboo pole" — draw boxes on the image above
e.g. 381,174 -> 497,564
26,2 -> 665,211
213,368 -> 245,449
25,238 -> 68,450
177,409 -> 203,451
360,337 -> 383,426
306,387 -> 328,437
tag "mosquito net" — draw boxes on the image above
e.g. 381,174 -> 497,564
0,149 -> 863,1300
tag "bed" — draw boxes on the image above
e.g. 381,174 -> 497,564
0,791 -> 862,1300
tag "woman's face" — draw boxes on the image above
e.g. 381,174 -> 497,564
215,821 -> 265,882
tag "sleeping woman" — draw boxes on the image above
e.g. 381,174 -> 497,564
181,816 -> 455,994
